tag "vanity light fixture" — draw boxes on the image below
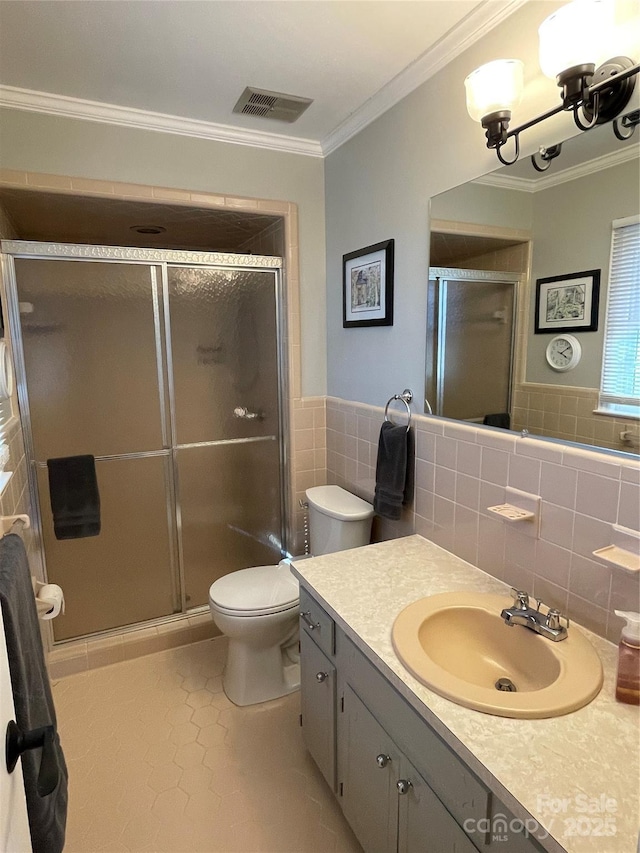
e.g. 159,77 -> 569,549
465,0 -> 639,167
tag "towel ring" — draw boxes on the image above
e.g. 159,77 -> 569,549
384,389 -> 413,433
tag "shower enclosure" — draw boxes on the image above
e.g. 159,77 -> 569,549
426,268 -> 518,422
2,242 -> 287,641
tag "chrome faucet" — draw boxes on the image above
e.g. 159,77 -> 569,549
501,589 -> 569,642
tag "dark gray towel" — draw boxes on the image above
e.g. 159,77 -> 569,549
374,421 -> 413,520
0,534 -> 68,853
483,412 -> 511,430
47,455 -> 101,540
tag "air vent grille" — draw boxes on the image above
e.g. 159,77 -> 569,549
233,87 -> 313,123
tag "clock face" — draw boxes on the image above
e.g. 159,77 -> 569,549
546,335 -> 582,371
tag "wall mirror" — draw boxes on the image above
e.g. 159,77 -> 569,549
427,119 -> 639,457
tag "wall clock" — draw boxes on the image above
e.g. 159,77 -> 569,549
545,334 -> 582,372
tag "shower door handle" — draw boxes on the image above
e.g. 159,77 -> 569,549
233,407 -> 262,421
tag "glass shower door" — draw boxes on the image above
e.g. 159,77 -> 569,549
167,266 -> 283,607
14,258 -> 178,639
427,272 -> 516,422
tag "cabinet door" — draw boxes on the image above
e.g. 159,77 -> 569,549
341,687 -> 399,853
300,629 -> 336,791
397,755 -> 478,853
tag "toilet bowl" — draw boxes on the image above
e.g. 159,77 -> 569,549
209,563 -> 300,707
209,486 -> 373,706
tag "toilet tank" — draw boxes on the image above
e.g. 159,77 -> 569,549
306,485 -> 374,556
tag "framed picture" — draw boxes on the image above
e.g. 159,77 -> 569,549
343,239 -> 394,328
534,269 -> 600,333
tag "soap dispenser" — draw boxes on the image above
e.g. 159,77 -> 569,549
614,611 -> 640,705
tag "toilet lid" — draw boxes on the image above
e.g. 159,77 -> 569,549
209,563 -> 299,614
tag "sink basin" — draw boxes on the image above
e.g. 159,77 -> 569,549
392,592 -> 603,718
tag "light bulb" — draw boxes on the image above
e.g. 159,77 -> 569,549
464,60 -> 524,123
539,0 -> 614,79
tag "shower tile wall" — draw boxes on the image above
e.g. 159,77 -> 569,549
238,219 -> 284,257
324,396 -> 640,645
0,418 -> 36,563
291,397 -> 327,555
0,200 -> 37,565
0,198 -> 17,239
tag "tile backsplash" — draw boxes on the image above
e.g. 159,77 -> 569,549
512,382 -> 639,455
324,396 -> 640,644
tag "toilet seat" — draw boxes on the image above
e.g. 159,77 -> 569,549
209,563 -> 299,617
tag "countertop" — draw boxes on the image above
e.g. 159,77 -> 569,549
291,535 -> 640,853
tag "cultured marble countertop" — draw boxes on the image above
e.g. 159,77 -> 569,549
291,535 -> 640,853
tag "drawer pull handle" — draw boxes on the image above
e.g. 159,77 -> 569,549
397,779 -> 412,795
316,672 -> 328,683
376,753 -> 391,768
301,611 -> 320,631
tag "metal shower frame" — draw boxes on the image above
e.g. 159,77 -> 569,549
0,240 -> 291,637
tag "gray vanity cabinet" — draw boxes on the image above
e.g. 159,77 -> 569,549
298,585 -> 546,853
342,685 -> 478,853
341,686 -> 399,853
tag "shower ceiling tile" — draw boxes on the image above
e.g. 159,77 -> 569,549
0,187 -> 282,252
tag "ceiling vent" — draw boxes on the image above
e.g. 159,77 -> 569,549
233,87 -> 313,123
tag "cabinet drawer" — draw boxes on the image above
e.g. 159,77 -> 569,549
299,586 -> 335,657
339,632 -> 489,833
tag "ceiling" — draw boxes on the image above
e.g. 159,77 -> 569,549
0,0 -> 521,154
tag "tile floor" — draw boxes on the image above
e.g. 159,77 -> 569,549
51,638 -> 362,853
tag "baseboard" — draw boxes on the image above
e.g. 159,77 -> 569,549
48,613 -> 221,679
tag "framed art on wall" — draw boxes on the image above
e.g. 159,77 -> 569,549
343,239 -> 394,328
534,269 -> 600,333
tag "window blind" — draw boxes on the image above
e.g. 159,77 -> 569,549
598,215 -> 640,418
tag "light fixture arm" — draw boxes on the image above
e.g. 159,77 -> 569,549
489,59 -> 639,166
496,132 -> 520,166
613,108 -> 640,141
572,90 -> 600,131
491,102 -> 564,157
531,143 -> 563,172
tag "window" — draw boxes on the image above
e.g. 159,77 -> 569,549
598,215 -> 640,419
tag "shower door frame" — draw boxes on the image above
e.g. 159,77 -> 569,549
1,240 -> 289,638
426,267 -> 522,421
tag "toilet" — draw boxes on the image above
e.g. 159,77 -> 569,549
208,485 -> 374,706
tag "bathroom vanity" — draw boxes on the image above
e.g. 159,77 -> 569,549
292,536 -> 639,853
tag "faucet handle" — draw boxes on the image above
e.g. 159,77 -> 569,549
546,608 -> 570,631
511,588 -> 530,610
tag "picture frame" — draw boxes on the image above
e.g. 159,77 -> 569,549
343,239 -> 394,328
534,269 -> 600,333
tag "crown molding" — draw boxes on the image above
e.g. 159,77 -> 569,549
321,0 -> 529,156
475,143 -> 640,192
0,1 -> 527,161
0,85 -> 324,158
474,173 -> 537,192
